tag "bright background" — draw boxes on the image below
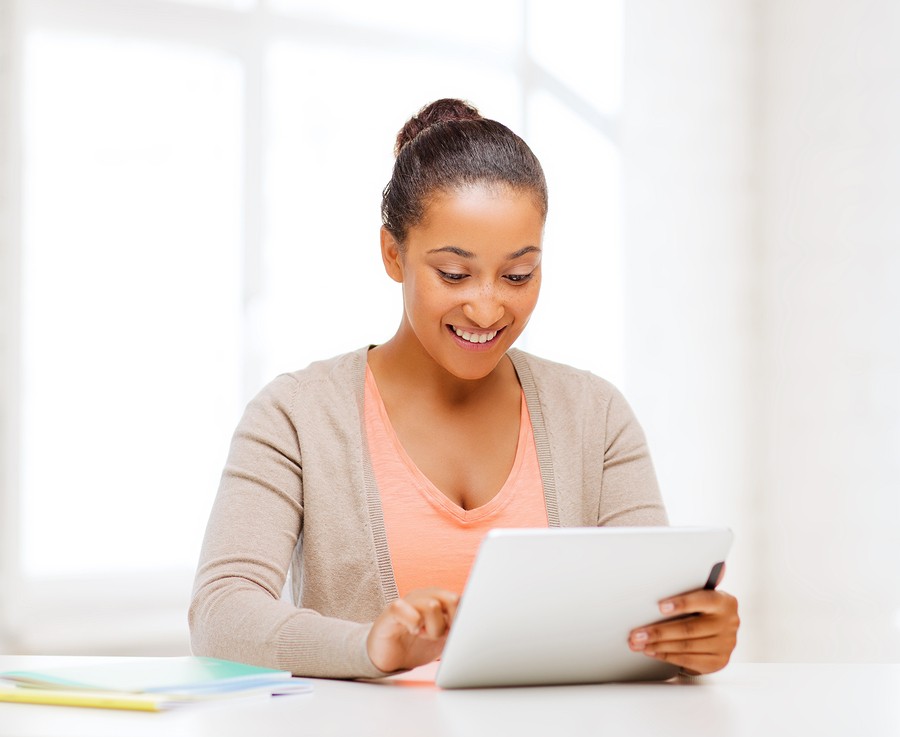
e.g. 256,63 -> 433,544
1,0 -> 898,663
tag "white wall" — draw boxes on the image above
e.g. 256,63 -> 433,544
758,0 -> 900,662
624,0 -> 900,662
622,0 -> 761,659
0,0 -> 22,655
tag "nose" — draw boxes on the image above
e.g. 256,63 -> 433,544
462,282 -> 504,328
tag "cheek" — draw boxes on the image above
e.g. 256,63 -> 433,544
403,274 -> 446,322
513,280 -> 541,316
530,273 -> 543,305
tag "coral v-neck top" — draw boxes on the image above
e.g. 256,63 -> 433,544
364,365 -> 548,599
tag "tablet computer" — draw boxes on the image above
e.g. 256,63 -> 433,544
435,526 -> 733,689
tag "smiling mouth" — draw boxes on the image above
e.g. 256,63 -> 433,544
449,325 -> 502,344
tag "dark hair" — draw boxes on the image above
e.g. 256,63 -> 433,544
381,98 -> 548,246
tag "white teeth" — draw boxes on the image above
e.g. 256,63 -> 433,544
453,327 -> 498,344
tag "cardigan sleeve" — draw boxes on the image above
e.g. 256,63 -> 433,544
596,383 -> 669,527
188,374 -> 388,679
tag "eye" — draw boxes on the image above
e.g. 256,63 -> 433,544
437,270 -> 469,282
505,272 -> 534,284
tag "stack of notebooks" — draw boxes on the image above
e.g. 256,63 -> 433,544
0,656 -> 311,712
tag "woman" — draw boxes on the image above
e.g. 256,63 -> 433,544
189,99 -> 739,679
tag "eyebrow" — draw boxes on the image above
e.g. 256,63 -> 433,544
427,245 -> 541,260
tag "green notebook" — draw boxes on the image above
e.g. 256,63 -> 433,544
0,657 -> 311,711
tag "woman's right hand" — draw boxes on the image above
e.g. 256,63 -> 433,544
366,588 -> 460,674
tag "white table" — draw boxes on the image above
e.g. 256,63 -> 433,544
1,656 -> 898,737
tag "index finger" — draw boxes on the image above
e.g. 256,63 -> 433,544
426,589 -> 461,627
658,589 -> 733,618
405,588 -> 461,630
406,587 -> 460,610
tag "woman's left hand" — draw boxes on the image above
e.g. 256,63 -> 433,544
628,588 -> 740,675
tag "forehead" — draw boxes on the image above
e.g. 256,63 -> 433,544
413,183 -> 546,248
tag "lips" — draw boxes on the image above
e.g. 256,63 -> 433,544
449,325 -> 502,344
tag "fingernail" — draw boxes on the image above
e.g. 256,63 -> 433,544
632,631 -> 648,643
644,649 -> 656,657
660,601 -> 675,614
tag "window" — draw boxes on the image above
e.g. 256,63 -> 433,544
5,0 -> 623,653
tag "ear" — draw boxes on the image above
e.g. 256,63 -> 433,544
380,227 -> 404,283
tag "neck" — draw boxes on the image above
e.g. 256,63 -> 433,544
368,324 -> 514,406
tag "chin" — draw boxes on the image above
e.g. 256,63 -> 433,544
440,354 -> 507,382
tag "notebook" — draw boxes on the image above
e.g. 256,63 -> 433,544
0,656 -> 311,711
435,526 -> 733,689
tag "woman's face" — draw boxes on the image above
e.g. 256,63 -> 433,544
381,183 -> 545,381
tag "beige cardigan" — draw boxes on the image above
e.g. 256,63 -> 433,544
189,347 -> 667,678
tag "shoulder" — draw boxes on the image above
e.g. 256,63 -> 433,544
241,347 -> 368,425
509,349 -> 643,440
256,347 -> 368,399
280,347 -> 367,389
509,349 -> 624,407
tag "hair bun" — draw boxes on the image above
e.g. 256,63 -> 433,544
394,98 -> 483,156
